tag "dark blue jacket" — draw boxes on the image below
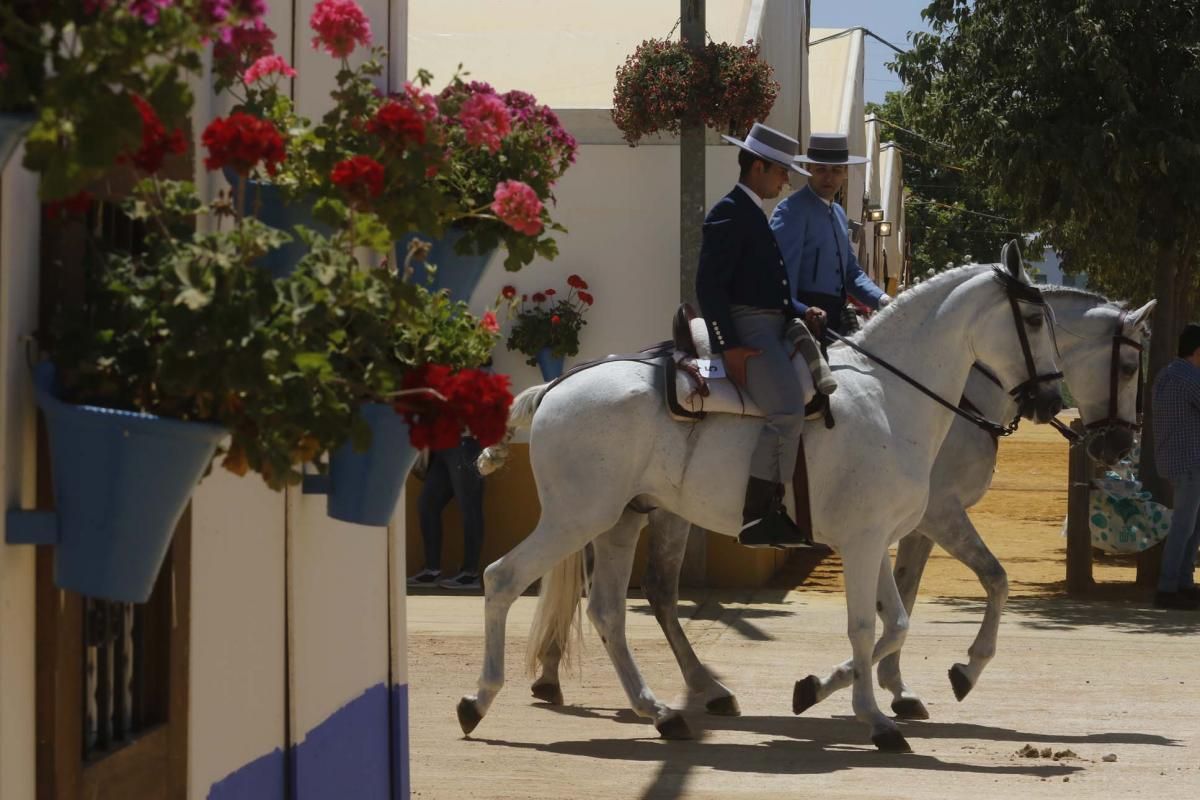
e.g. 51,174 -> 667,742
695,187 -> 794,353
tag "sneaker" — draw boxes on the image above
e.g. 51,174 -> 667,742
1153,590 -> 1199,610
439,571 -> 482,590
406,569 -> 441,588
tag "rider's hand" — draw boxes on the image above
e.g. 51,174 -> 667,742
722,346 -> 760,390
803,306 -> 827,335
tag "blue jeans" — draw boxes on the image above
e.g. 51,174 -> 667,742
1159,468 -> 1200,592
418,437 -> 485,573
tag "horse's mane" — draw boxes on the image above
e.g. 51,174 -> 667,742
1040,284 -> 1120,310
857,263 -> 993,337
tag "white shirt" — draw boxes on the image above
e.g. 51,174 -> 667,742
736,183 -> 764,210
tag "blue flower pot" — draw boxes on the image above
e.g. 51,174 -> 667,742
323,403 -> 418,526
396,228 -> 495,304
536,348 -> 565,381
23,363 -> 226,602
0,112 -> 36,173
223,168 -> 331,279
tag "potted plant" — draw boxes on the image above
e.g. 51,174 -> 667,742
611,37 -> 779,145
500,275 -> 595,380
0,0 -> 259,194
28,106 -> 359,601
289,237 -> 513,525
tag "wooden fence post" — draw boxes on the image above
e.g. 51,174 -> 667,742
1066,419 -> 1095,594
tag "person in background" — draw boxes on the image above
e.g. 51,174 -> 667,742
406,434 -> 486,591
1150,323 -> 1200,610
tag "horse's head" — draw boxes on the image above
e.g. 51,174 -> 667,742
969,240 -> 1064,424
1055,297 -> 1155,465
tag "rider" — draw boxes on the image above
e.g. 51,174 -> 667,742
696,122 -> 819,549
770,132 -> 891,334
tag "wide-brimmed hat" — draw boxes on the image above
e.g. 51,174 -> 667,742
795,132 -> 869,166
721,123 -> 812,176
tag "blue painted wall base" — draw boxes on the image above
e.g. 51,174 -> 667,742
207,682 -> 409,800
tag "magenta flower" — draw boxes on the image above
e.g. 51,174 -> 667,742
309,0 -> 372,58
459,92 -> 511,154
128,0 -> 173,25
244,54 -> 297,83
199,0 -> 233,23
491,180 -> 544,237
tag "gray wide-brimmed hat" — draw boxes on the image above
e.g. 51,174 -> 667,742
795,132 -> 869,166
721,123 -> 812,176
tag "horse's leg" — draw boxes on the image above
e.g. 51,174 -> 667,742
796,543 -> 911,752
877,532 -> 936,720
793,552 -> 911,717
923,506 -> 1009,702
643,510 -> 740,716
457,514 -> 612,735
588,511 -> 693,739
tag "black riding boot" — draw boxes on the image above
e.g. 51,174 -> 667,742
738,476 -> 816,548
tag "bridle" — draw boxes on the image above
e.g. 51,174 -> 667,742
966,307 -> 1143,445
1085,310 -> 1144,434
825,268 -> 1062,438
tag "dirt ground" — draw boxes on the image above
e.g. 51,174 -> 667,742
407,421 -> 1200,799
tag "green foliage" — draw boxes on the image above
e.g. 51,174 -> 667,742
893,0 -> 1200,301
1,2 -> 239,198
866,91 -> 1018,277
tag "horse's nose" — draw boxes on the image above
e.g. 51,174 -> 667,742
1034,384 -> 1063,424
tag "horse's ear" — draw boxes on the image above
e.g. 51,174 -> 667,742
1127,299 -> 1157,332
1001,239 -> 1023,280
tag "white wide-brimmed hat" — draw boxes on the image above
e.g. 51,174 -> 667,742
795,132 -> 869,166
721,123 -> 812,176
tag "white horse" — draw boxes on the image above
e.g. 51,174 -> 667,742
458,258 -> 1063,752
527,288 -> 1154,727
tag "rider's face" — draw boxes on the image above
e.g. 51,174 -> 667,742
752,161 -> 791,200
808,163 -> 847,200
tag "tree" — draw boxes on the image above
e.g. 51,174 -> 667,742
866,90 -> 1018,278
894,0 -> 1200,505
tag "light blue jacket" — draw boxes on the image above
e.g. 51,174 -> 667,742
769,185 -> 884,316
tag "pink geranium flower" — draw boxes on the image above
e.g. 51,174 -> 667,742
490,180 -> 544,237
129,0 -> 173,24
310,0 -> 372,58
480,311 -> 500,334
244,54 -> 297,83
458,93 -> 511,154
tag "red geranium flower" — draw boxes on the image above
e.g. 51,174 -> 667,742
331,155 -> 385,206
202,113 -> 287,176
544,288 -> 557,296
550,314 -> 562,325
501,285 -> 517,299
401,364 -> 513,450
44,190 -> 94,221
577,291 -> 594,306
367,100 -> 427,148
567,274 -> 588,290
122,95 -> 187,174
480,310 -> 500,334
531,292 -> 546,303
309,0 -> 372,58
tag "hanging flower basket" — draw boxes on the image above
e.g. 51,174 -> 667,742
6,364 -> 226,602
611,38 -> 779,145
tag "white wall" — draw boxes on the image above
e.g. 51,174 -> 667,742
0,143 -> 40,800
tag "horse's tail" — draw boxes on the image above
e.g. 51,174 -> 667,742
525,548 -> 589,677
476,384 -> 548,476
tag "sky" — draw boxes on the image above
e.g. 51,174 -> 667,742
810,0 -> 932,105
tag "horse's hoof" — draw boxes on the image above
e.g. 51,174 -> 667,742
871,729 -> 913,753
948,663 -> 973,702
891,697 -> 930,720
531,681 -> 564,706
655,713 -> 694,740
456,697 -> 483,735
793,675 -> 821,715
705,694 -> 741,717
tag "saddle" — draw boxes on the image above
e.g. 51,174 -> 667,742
665,304 -> 828,424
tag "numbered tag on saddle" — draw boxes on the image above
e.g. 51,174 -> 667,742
694,358 -> 727,380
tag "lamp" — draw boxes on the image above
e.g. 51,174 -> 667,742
867,206 -> 885,223
877,221 -> 893,237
